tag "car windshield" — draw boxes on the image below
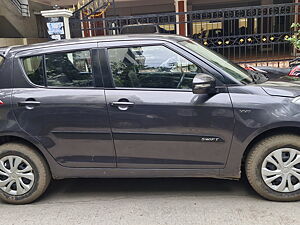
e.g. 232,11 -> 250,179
179,40 -> 253,84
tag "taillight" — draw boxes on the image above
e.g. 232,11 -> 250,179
0,100 -> 3,105
245,66 -> 255,71
288,65 -> 300,77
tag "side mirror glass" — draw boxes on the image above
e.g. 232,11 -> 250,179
192,73 -> 216,94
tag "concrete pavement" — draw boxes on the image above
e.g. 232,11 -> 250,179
0,178 -> 299,225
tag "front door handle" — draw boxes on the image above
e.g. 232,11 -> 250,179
110,101 -> 134,111
110,102 -> 135,107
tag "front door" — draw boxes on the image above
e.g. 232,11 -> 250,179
12,46 -> 115,168
103,43 -> 234,169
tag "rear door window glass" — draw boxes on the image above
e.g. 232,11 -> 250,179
21,50 -> 95,88
45,50 -> 94,87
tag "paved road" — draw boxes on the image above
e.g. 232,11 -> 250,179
0,178 -> 299,225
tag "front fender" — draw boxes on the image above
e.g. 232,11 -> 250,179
222,86 -> 300,178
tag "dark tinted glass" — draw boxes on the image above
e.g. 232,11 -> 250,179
45,50 -> 94,87
22,55 -> 45,86
108,45 -> 205,89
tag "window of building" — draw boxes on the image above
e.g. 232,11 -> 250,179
192,21 -> 222,36
108,45 -> 206,89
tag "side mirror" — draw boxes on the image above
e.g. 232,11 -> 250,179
192,73 -> 216,94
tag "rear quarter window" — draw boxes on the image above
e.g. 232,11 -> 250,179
22,55 -> 45,86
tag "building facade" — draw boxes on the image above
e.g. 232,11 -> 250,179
1,0 -> 299,64
64,0 -> 298,64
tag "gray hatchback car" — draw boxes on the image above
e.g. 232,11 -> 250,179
0,35 -> 300,204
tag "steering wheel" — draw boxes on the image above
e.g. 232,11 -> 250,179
176,72 -> 186,89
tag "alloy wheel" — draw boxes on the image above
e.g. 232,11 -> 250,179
261,148 -> 300,193
0,155 -> 35,195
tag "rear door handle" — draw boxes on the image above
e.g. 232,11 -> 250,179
18,101 -> 41,106
18,101 -> 40,109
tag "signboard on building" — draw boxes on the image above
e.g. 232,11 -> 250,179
46,17 -> 65,40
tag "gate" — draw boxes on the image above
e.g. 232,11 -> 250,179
70,2 -> 300,65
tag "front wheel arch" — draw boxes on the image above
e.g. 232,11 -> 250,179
241,126 -> 300,174
245,133 -> 300,201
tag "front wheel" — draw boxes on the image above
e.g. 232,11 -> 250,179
0,143 -> 51,204
246,134 -> 300,201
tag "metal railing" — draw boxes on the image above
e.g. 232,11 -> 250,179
69,2 -> 300,64
11,0 -> 30,17
70,0 -> 113,38
73,0 -> 111,18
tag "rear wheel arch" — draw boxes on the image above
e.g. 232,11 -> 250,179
0,135 -> 52,174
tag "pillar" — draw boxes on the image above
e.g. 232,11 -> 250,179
174,0 -> 187,36
41,9 -> 73,40
295,0 -> 299,27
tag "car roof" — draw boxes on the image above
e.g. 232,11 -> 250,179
7,34 -> 188,54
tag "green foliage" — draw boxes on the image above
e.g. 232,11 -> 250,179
287,23 -> 300,50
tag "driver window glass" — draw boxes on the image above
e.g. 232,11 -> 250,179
45,50 -> 94,87
108,45 -> 208,89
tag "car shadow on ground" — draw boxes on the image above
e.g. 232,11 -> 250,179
39,177 -> 260,203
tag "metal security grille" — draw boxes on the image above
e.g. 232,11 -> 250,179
69,2 -> 300,65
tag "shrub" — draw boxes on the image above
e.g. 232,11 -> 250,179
287,23 -> 300,50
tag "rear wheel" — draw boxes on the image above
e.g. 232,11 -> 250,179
246,134 -> 300,201
0,143 -> 51,204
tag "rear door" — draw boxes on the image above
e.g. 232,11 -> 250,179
12,43 -> 116,168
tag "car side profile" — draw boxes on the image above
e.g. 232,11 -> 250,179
0,34 -> 300,204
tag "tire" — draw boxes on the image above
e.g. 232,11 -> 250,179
0,142 -> 51,204
246,134 -> 300,201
